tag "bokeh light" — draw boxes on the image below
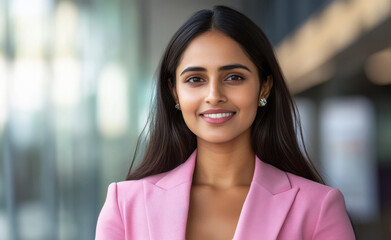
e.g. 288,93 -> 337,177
1,0 -> 390,239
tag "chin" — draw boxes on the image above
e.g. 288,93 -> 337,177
196,134 -> 241,145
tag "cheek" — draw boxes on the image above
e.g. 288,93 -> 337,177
177,88 -> 201,119
231,88 -> 259,111
231,88 -> 259,126
178,88 -> 199,107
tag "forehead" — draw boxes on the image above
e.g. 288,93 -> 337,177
176,31 -> 256,73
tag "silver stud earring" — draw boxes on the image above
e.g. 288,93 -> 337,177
259,98 -> 267,107
175,103 -> 180,110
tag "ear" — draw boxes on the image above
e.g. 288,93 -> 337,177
168,78 -> 178,103
259,75 -> 273,100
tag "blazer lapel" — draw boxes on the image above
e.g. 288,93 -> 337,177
143,150 -> 197,240
233,157 -> 299,240
143,151 -> 298,240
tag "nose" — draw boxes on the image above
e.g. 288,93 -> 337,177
205,80 -> 227,105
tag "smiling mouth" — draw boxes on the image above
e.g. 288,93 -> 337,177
202,112 -> 235,119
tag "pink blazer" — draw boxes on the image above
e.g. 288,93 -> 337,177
96,150 -> 355,239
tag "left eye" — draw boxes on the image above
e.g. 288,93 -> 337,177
226,75 -> 244,81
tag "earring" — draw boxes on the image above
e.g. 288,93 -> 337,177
259,98 -> 267,107
175,103 -> 181,110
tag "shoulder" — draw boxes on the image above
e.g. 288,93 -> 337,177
286,172 -> 336,196
285,171 -> 346,209
255,158 -> 336,198
259,166 -> 356,239
282,172 -> 355,239
287,171 -> 349,208
259,161 -> 348,211
115,172 -> 168,189
97,174 -> 168,226
260,162 -> 350,220
112,169 -> 175,199
111,175 -> 161,199
96,176 -> 164,239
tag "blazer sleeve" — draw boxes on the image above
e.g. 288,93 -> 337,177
95,183 -> 125,240
312,188 -> 356,240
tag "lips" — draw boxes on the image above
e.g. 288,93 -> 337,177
200,109 -> 236,124
203,112 -> 234,119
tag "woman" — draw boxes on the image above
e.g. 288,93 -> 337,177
96,5 -> 355,240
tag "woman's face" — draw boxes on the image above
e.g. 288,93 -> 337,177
173,31 -> 267,145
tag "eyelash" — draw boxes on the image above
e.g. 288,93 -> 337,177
185,76 -> 204,83
226,74 -> 245,81
185,74 -> 245,84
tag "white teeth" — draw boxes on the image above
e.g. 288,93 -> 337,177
203,113 -> 233,119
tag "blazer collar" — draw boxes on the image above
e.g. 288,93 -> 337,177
153,150 -> 197,189
143,149 -> 298,240
233,159 -> 299,239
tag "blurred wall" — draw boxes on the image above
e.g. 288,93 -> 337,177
0,0 -> 390,239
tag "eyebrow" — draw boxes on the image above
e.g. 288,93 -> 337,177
180,64 -> 251,76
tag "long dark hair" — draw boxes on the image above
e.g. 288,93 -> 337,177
126,5 -> 323,183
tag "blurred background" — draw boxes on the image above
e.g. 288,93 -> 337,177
0,0 -> 390,239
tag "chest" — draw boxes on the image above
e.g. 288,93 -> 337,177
185,186 -> 250,240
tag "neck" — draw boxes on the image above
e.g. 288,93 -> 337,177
193,134 -> 255,189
